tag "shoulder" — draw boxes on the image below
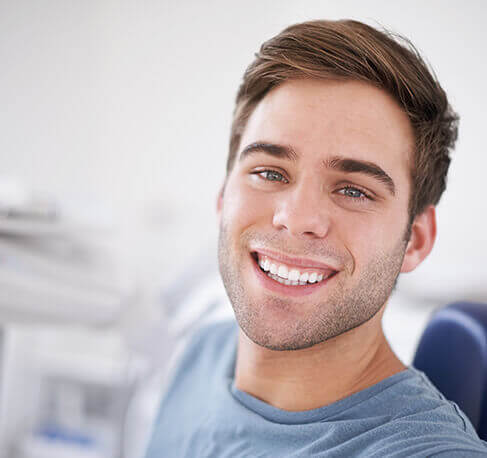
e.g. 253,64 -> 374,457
184,319 -> 237,357
155,319 -> 237,410
386,368 -> 474,430
364,368 -> 487,456
172,319 -> 237,376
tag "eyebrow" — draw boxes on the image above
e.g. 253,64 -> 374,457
323,156 -> 396,195
239,142 -> 298,162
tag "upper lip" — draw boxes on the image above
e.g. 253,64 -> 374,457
251,248 -> 340,272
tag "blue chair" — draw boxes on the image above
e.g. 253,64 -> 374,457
413,302 -> 487,441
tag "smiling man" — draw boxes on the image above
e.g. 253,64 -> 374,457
145,20 -> 487,457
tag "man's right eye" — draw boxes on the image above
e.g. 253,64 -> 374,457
253,170 -> 289,183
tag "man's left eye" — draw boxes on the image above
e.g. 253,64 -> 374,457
337,186 -> 370,199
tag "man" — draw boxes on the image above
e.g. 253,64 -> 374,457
145,20 -> 487,456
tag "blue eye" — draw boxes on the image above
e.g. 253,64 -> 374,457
255,170 -> 288,183
338,186 -> 371,200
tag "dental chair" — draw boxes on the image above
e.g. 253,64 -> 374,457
413,301 -> 487,441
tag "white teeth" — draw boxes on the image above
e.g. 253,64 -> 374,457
277,265 -> 288,279
288,269 -> 300,281
258,255 -> 332,286
266,271 -> 330,286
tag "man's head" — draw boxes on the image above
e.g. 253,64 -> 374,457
227,19 -> 458,223
217,20 -> 458,351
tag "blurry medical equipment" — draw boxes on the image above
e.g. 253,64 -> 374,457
413,301 -> 487,441
0,177 -> 138,458
0,177 -> 133,326
12,327 -> 145,458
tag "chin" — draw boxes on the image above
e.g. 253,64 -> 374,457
234,305 -> 337,351
241,326 -> 328,351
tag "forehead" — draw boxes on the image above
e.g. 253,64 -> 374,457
238,79 -> 414,185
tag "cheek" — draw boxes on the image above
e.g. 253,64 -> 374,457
222,180 -> 274,229
336,211 -> 408,263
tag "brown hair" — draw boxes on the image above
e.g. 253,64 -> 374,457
226,19 -> 458,222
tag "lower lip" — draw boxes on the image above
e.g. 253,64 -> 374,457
250,254 -> 336,297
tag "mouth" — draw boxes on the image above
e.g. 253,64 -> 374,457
250,250 -> 338,295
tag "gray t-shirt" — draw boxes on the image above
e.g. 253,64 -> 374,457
145,320 -> 487,457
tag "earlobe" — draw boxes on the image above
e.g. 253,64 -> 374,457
400,206 -> 437,273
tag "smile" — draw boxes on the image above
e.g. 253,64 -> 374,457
250,250 -> 338,294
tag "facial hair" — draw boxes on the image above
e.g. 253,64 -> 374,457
218,222 -> 407,351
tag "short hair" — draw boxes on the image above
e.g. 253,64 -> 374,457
226,19 -> 458,222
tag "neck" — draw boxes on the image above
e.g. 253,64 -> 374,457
234,311 -> 406,411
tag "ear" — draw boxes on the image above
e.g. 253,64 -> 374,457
401,205 -> 437,273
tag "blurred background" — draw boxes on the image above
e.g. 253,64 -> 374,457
0,0 -> 486,457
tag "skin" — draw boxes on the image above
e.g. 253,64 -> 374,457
217,79 -> 436,411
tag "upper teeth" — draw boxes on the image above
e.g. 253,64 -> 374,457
258,255 -> 327,283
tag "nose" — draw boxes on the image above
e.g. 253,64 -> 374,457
272,180 -> 332,239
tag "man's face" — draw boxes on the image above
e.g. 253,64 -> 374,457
218,79 -> 414,351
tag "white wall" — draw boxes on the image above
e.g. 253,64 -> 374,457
1,0 -> 486,299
